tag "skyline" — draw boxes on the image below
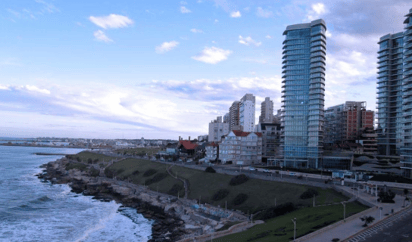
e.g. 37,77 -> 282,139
1,0 -> 410,139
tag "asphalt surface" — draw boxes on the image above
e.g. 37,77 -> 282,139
361,209 -> 412,242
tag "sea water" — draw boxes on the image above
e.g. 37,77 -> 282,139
0,145 -> 152,242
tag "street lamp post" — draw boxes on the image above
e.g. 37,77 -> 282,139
380,207 -> 383,220
291,218 -> 297,242
341,202 -> 346,222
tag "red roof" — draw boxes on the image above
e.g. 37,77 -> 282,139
232,130 -> 262,137
207,142 -> 219,147
179,140 -> 198,150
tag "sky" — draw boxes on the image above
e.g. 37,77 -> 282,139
0,0 -> 411,139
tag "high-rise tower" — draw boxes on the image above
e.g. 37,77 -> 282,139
281,19 -> 326,169
376,33 -> 404,156
402,9 -> 412,178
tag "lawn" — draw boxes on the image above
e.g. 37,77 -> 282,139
101,157 -> 349,213
115,147 -> 160,156
168,165 -> 347,213
211,201 -> 368,242
104,158 -> 185,197
70,151 -> 115,163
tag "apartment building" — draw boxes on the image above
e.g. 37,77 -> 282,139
259,97 -> 274,124
281,19 -> 327,169
240,94 -> 256,132
229,101 -> 241,131
208,116 -> 229,142
205,142 -> 219,162
219,130 -> 262,165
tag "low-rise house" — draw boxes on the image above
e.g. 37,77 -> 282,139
178,140 -> 198,156
219,130 -> 262,165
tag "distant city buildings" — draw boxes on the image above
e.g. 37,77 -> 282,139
324,101 -> 374,147
281,19 -> 327,169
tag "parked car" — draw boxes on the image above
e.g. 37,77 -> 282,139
289,172 -> 296,176
262,169 -> 270,173
249,167 -> 256,171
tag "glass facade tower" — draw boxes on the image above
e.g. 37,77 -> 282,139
402,9 -> 412,178
376,33 -> 404,156
281,19 -> 326,169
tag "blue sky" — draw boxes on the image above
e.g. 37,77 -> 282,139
0,0 -> 410,139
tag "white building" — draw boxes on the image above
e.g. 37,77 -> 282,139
239,94 -> 256,132
219,130 -> 262,165
208,116 -> 229,142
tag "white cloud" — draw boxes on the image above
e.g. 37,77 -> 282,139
180,6 -> 192,13
180,1 -> 187,5
0,85 -> 10,90
155,41 -> 179,54
190,28 -> 203,33
230,11 -> 241,18
89,14 -> 133,29
265,35 -> 272,39
214,19 -> 219,23
306,3 -> 328,21
256,7 -> 273,18
192,47 -> 232,64
35,0 -> 59,13
238,36 -> 262,47
93,30 -> 113,43
15,85 -> 50,95
325,30 -> 332,38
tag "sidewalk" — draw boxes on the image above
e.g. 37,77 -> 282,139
302,185 -> 407,242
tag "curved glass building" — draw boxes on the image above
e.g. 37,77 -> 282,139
376,32 -> 404,156
281,19 -> 326,169
402,9 -> 412,178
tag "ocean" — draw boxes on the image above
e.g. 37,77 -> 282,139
0,145 -> 152,242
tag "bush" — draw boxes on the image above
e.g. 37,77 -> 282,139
300,188 -> 319,199
87,158 -> 93,164
168,184 -> 184,196
132,170 -> 140,176
143,169 -> 157,177
89,167 -> 100,177
378,190 -> 396,203
104,168 -> 115,178
66,163 -> 88,171
145,173 -> 168,185
205,167 -> 216,173
233,193 -> 248,206
229,174 -> 249,186
212,189 -> 230,201
255,202 -> 296,220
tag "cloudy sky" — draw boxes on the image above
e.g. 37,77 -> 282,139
0,0 -> 410,139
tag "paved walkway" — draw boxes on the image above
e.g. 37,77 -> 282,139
304,185 -> 408,242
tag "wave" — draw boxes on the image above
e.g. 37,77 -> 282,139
30,196 -> 53,204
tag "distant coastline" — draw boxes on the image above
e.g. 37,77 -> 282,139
0,143 -> 88,149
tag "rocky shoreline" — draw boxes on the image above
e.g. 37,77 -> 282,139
37,157 -> 188,242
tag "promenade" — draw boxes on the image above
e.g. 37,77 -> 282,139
302,185 -> 409,242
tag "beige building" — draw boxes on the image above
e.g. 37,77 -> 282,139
208,116 -> 229,142
229,101 -> 241,131
219,130 -> 262,165
259,97 -> 274,124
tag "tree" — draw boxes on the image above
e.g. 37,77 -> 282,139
360,216 -> 375,227
378,189 -> 396,203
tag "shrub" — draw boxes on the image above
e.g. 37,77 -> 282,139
255,202 -> 296,220
212,189 -> 230,201
116,169 -> 125,174
93,159 -> 99,163
145,173 -> 168,185
132,170 -> 140,176
378,190 -> 396,203
233,193 -> 248,206
229,174 -> 249,186
66,163 -> 88,171
143,169 -> 157,177
168,184 -> 184,196
300,188 -> 319,199
205,167 -> 216,173
89,167 -> 100,177
104,168 -> 115,178
87,158 -> 93,164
